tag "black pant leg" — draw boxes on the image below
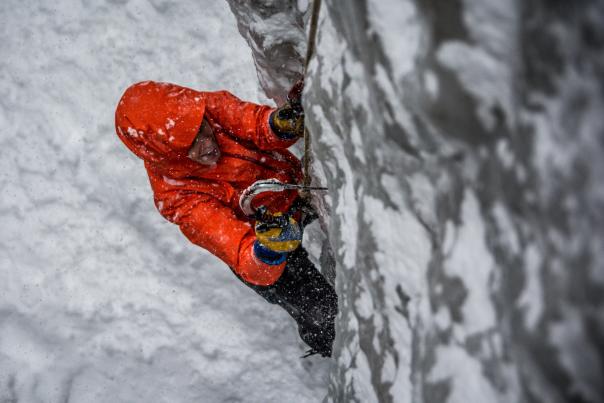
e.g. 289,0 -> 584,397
236,247 -> 338,357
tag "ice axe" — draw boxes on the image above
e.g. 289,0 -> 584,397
239,179 -> 327,217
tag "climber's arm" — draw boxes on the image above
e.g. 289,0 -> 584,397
201,90 -> 300,150
168,194 -> 286,286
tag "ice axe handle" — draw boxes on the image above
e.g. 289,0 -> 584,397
287,79 -> 304,106
283,184 -> 328,191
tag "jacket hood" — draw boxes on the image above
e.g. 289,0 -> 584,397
115,81 -> 206,165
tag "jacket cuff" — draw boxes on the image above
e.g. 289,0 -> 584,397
253,240 -> 287,265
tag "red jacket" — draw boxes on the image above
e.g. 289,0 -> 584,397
115,81 -> 302,285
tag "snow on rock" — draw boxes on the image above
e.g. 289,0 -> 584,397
229,0 -> 604,402
225,0 -> 308,105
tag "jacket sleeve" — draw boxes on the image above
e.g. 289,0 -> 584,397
201,90 -> 299,151
162,193 -> 286,286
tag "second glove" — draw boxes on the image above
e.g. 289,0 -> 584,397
253,211 -> 302,265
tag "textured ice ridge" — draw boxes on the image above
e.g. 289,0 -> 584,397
228,0 -> 604,402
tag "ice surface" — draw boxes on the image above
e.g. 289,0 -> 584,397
229,0 -> 604,402
0,1 -> 328,402
303,1 -> 604,401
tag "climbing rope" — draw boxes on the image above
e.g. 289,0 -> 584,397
301,0 -> 322,190
304,0 -> 322,74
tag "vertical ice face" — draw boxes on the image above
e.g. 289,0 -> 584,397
229,0 -> 604,402
225,0 -> 307,104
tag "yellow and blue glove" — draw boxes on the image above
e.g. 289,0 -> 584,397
253,209 -> 302,265
269,104 -> 304,140
269,79 -> 305,140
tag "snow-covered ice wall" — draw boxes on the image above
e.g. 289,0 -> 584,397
226,0 -> 306,104
229,0 -> 604,402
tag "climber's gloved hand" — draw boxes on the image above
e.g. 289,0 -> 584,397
253,207 -> 302,265
269,79 -> 305,140
269,103 -> 304,140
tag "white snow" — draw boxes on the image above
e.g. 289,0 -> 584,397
491,202 -> 520,255
362,182 -> 432,402
162,175 -> 186,187
429,344 -> 500,403
424,70 -> 440,99
495,139 -> 515,170
437,41 -> 514,132
127,127 -> 140,138
349,123 -> 367,164
518,244 -> 544,331
0,1 -> 328,401
444,191 -> 497,337
436,0 -> 518,132
366,0 -> 423,82
312,105 -> 359,269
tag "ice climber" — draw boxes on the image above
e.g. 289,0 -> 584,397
114,81 -> 337,357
